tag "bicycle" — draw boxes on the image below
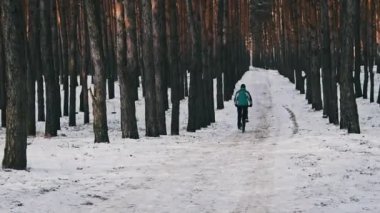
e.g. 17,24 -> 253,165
242,115 -> 246,133
237,106 -> 248,133
234,84 -> 252,133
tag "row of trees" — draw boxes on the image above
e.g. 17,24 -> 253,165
0,0 -> 250,169
251,0 -> 380,134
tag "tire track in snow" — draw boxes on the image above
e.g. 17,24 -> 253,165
230,71 -> 276,213
283,105 -> 299,135
229,70 -> 298,213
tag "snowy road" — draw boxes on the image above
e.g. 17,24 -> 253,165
1,68 -> 380,213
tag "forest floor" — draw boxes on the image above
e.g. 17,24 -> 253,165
1,68 -> 380,213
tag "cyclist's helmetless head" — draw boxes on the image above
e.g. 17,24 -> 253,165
241,84 -> 246,89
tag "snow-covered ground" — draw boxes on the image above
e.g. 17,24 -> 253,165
0,68 -> 380,213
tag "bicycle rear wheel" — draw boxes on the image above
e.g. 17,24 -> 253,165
242,119 -> 245,133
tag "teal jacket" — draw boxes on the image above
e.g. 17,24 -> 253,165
234,88 -> 252,107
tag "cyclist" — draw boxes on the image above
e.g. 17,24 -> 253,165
234,84 -> 252,130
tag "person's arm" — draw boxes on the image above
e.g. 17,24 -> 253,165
247,91 -> 252,107
234,92 -> 238,106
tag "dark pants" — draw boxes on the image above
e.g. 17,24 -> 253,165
237,106 -> 248,128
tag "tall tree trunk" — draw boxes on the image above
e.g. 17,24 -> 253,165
69,0 -> 78,126
1,0 -> 28,170
82,2 -> 90,124
85,0 -> 110,143
136,0 -> 146,98
60,0 -> 69,117
100,0 -> 115,100
40,0 -> 57,137
369,0 -> 375,103
116,0 -> 139,139
81,64 -> 89,124
323,0 -> 339,124
51,0 -> 61,131
186,0 -> 202,132
27,0 -> 40,136
167,0 -> 180,135
339,0 -> 360,133
216,0 -> 225,110
293,1 -> 305,94
124,1 -> 139,103
321,0 -> 332,119
105,0 -> 116,100
309,1 -> 322,111
0,8 -> 5,128
354,0 -> 362,97
141,0 -> 159,137
305,44 -> 313,104
152,0 -> 167,135
362,0 -> 369,99
124,0 -> 139,138
330,0 -> 340,124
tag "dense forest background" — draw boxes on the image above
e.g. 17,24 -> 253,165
0,0 -> 379,170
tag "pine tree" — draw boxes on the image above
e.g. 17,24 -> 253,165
141,0 -> 159,137
1,0 -> 28,170
152,0 -> 167,135
84,0 -> 110,143
339,0 -> 360,133
116,0 -> 139,139
40,0 -> 58,137
167,0 -> 181,135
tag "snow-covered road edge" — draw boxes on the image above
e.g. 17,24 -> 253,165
0,68 -> 379,213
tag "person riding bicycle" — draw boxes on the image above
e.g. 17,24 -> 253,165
234,84 -> 252,130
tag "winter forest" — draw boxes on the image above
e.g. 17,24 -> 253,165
1,0 -> 380,212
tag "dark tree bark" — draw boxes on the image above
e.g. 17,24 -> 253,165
59,0 -> 69,117
37,76 -> 45,121
1,108 -> 5,128
309,0 -> 322,111
201,0 -> 215,125
184,70 -> 188,98
378,55 -> 380,104
321,0 -> 338,124
124,0 -> 139,138
1,0 -> 28,170
362,0 -> 369,99
152,0 -> 167,135
216,0 -> 225,110
369,0 -> 375,103
330,0 -> 340,122
186,0 -> 202,132
0,8 -> 5,128
85,0 -> 110,143
69,0 -> 78,127
116,0 -> 139,139
339,0 -> 360,133
141,0 -> 159,137
305,54 -> 313,104
81,0 -> 90,124
104,0 -> 116,100
354,0 -> 362,97
167,0 -> 180,135
40,0 -> 58,137
293,1 -> 305,94
124,1 -> 139,103
321,0 -> 330,118
51,0 -> 61,131
136,0 -> 146,98
26,0 -> 40,136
